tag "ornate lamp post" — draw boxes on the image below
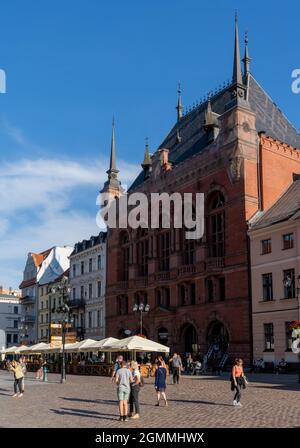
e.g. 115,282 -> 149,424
51,276 -> 72,384
132,303 -> 150,335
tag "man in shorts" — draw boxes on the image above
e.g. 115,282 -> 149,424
115,360 -> 133,421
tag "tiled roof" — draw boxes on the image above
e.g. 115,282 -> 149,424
31,248 -> 53,268
70,232 -> 107,256
130,75 -> 300,191
249,178 -> 300,230
19,278 -> 36,289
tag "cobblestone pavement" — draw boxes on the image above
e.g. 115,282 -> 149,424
0,370 -> 299,428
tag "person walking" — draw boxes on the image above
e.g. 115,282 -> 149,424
8,360 -> 24,398
36,357 -> 43,380
170,353 -> 182,384
19,356 -> 27,393
129,361 -> 141,419
42,360 -> 48,382
115,360 -> 133,421
154,360 -> 168,406
231,358 -> 247,407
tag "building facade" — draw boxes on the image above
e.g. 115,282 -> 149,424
37,246 -> 73,342
69,233 -> 107,340
19,249 -> 52,344
104,19 -> 300,364
249,176 -> 300,366
0,289 -> 21,348
19,246 -> 73,344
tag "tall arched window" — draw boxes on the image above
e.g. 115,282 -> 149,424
136,228 -> 149,277
117,295 -> 128,315
155,287 -> 170,309
207,191 -> 225,257
157,231 -> 170,271
120,231 -> 130,281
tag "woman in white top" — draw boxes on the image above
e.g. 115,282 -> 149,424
129,361 -> 141,419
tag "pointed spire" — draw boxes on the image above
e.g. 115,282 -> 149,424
142,137 -> 151,167
232,12 -> 243,85
176,82 -> 183,121
242,31 -> 251,78
107,116 -> 119,180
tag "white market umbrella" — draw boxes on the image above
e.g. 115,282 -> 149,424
79,337 -> 119,352
14,345 -> 30,354
28,343 -> 49,353
64,339 -> 96,352
3,346 -> 19,354
104,336 -> 170,353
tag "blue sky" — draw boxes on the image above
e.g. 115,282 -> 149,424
0,0 -> 299,287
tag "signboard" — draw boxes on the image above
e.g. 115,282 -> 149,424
50,322 -> 76,347
65,332 -> 77,344
50,336 -> 62,348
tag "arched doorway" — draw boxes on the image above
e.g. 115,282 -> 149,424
182,324 -> 197,354
206,320 -> 229,351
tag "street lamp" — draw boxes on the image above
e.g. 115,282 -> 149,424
132,303 -> 150,335
51,276 -> 72,384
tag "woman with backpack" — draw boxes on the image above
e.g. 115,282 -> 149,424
231,358 -> 247,407
154,360 -> 168,406
129,361 -> 142,419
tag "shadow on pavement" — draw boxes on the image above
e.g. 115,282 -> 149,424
168,398 -> 232,406
50,407 -> 117,422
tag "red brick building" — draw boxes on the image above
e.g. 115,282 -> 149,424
103,19 -> 300,364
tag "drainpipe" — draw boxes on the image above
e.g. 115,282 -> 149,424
247,233 -> 254,369
257,131 -> 265,212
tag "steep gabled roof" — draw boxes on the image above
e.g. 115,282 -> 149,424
31,248 -> 53,268
130,75 -> 300,191
249,178 -> 300,230
19,277 -> 36,289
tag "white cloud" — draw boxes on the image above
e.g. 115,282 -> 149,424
0,156 -> 139,288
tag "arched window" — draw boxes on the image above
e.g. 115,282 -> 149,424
157,231 -> 170,271
120,231 -> 130,281
207,191 -> 225,257
134,291 -> 148,306
117,295 -> 128,315
136,228 -> 149,277
156,287 -> 170,309
178,282 -> 196,306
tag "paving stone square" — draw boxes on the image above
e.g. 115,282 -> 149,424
0,370 -> 299,428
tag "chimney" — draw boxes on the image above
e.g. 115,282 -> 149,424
159,149 -> 172,171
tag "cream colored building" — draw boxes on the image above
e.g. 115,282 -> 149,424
249,177 -> 300,367
38,284 -> 50,342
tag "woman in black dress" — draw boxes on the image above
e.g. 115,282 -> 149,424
154,360 -> 168,406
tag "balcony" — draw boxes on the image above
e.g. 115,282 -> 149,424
135,277 -> 148,288
206,257 -> 225,271
22,315 -> 36,324
21,295 -> 35,305
68,299 -> 85,309
76,326 -> 85,340
178,265 -> 196,278
155,272 -> 170,282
